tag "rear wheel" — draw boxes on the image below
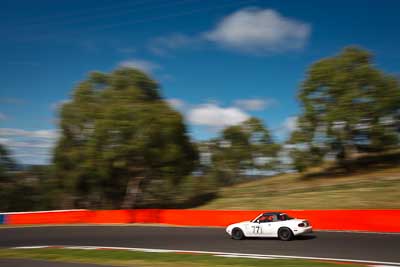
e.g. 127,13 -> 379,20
278,227 -> 293,241
232,228 -> 244,240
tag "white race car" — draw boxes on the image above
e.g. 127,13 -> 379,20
226,212 -> 312,241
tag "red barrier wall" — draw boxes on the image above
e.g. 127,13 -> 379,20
279,210 -> 400,233
7,210 -> 89,225
133,209 -> 161,223
159,210 -> 261,227
158,209 -> 400,233
5,209 -> 400,233
88,210 -> 133,224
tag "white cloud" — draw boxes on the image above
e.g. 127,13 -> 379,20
119,59 -> 160,74
166,98 -> 185,109
0,112 -> 7,120
0,138 -> 10,144
149,33 -> 195,56
51,99 -> 70,111
6,146 -> 53,165
0,139 -> 54,149
32,130 -> 59,139
149,8 -> 311,56
0,128 -> 59,165
234,98 -> 277,111
0,128 -> 59,139
188,103 -> 249,128
269,116 -> 299,142
204,8 -> 310,53
283,116 -> 298,133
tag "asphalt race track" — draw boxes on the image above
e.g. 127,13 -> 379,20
0,226 -> 399,263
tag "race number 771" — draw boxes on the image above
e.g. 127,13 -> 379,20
251,225 -> 261,234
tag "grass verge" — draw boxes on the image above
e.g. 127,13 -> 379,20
199,165 -> 400,210
0,248 -> 365,267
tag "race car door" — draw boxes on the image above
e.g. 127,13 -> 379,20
260,221 -> 275,237
246,222 -> 263,237
246,215 -> 274,237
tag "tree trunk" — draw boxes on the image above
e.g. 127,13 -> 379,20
121,176 -> 145,209
59,192 -> 75,209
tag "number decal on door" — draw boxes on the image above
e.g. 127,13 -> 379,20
251,225 -> 262,234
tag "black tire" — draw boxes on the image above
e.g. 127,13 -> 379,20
232,228 -> 245,240
278,227 -> 294,241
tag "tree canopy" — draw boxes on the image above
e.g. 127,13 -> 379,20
209,117 -> 280,184
54,68 -> 198,209
291,47 -> 400,170
0,144 -> 16,182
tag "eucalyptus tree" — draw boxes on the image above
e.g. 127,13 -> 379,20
211,117 -> 280,184
291,46 -> 400,170
54,68 -> 198,208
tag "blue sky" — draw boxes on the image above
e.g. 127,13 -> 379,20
1,0 -> 400,164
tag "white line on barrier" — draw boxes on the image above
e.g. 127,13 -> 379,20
1,209 -> 87,215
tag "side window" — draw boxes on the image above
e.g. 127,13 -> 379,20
258,215 -> 273,223
256,214 -> 280,223
258,216 -> 267,223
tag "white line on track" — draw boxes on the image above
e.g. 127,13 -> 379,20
11,246 -> 400,266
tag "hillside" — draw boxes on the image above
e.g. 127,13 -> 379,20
199,153 -> 400,210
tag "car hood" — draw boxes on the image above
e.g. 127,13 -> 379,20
227,221 -> 250,228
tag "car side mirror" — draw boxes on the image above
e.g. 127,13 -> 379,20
256,219 -> 260,224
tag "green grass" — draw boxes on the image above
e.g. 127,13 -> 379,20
199,165 -> 400,210
0,248 -> 364,267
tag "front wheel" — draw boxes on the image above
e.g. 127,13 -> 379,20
278,227 -> 293,241
232,228 -> 245,240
